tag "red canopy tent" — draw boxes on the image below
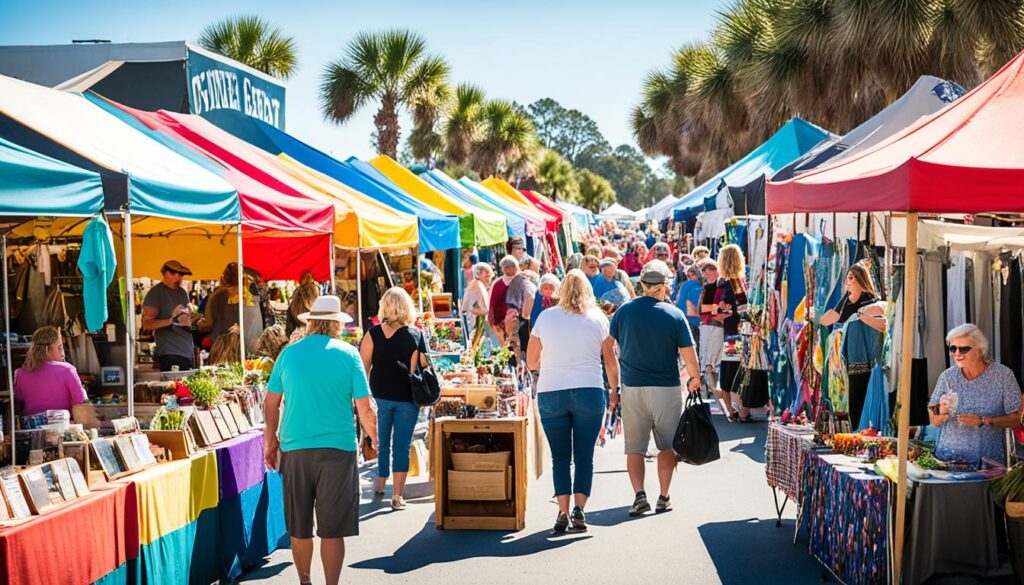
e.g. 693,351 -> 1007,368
766,50 -> 1024,580
92,96 -> 336,281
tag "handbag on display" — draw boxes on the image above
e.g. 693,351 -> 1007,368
672,392 -> 721,465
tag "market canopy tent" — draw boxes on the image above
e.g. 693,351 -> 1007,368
0,136 -> 104,217
646,194 -> 680,222
556,200 -> 597,234
458,178 -> 547,237
367,155 -> 507,247
672,118 -> 833,221
421,170 -> 526,239
92,95 -> 336,281
482,177 -> 562,231
765,49 -> 1024,580
600,202 -> 638,221
142,110 -> 419,251
201,110 -> 458,253
772,76 -> 965,181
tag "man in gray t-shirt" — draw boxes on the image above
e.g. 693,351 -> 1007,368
141,260 -> 195,371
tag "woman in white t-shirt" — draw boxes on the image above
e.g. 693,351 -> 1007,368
527,269 -> 620,534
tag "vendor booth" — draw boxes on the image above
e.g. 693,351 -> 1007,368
764,49 -> 1024,584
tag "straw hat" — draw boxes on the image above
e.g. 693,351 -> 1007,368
298,295 -> 352,323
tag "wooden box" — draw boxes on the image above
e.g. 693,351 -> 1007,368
451,451 -> 510,472
432,417 -> 527,531
144,430 -> 193,461
448,470 -> 507,501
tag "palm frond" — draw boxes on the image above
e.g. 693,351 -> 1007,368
198,15 -> 298,79
319,62 -> 373,123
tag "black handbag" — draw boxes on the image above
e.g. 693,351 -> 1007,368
399,329 -> 441,407
734,367 -> 770,409
672,392 -> 721,465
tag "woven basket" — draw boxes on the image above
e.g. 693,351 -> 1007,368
1006,500 -> 1024,518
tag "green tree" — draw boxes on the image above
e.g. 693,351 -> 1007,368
320,30 -> 450,158
468,99 -> 536,178
443,84 -> 487,166
535,150 -> 578,201
527,98 -> 610,164
198,15 -> 298,79
573,169 -> 616,212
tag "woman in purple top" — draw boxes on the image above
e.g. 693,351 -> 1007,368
14,326 -> 88,416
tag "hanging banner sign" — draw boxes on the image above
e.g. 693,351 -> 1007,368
186,48 -> 286,130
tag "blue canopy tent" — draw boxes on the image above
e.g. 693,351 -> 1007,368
419,169 -> 528,240
201,109 -> 460,252
672,118 -> 833,221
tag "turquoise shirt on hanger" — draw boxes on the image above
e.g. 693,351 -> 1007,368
77,215 -> 116,332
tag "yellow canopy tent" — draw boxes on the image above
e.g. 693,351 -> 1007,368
482,177 -> 534,207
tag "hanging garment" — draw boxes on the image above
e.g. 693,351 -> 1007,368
35,243 -> 51,286
946,250 -> 968,331
857,364 -> 891,435
992,257 -> 1002,361
973,252 -> 994,351
77,215 -> 117,333
922,250 -> 947,390
42,286 -> 68,329
1000,254 -> 1024,386
786,234 -> 808,320
66,326 -> 101,375
826,326 -> 848,413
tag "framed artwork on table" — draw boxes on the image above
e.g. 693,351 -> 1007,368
131,434 -> 158,468
218,404 -> 240,437
187,414 -> 210,448
210,407 -> 232,441
114,436 -> 142,471
20,467 -> 54,514
1,475 -> 31,519
91,439 -> 127,478
228,402 -> 251,434
39,464 -> 64,506
196,409 -> 223,444
49,461 -> 77,502
66,458 -> 90,497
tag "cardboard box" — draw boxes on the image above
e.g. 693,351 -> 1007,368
451,451 -> 511,472
448,470 -> 507,501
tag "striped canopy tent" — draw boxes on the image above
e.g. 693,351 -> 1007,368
201,110 -> 459,252
420,170 -> 526,239
91,95 -> 335,281
458,178 -> 547,237
0,135 -> 105,217
133,110 -> 418,251
482,177 -> 563,231
367,155 -> 507,247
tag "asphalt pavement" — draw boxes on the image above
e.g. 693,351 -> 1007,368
240,409 -> 823,585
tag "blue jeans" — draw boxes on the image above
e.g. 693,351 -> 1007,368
375,398 -> 420,478
538,388 -> 607,497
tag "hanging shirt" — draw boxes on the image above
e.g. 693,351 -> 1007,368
77,215 -> 116,332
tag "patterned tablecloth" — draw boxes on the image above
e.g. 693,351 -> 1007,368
765,422 -> 816,503
801,450 -> 890,585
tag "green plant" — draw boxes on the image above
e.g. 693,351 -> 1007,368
186,370 -> 223,407
994,464 -> 1024,502
150,407 -> 185,431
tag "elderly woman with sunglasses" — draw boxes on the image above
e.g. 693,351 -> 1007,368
928,324 -> 1022,466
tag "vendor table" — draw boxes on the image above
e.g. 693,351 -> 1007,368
765,422 -> 815,525
0,430 -> 287,585
0,481 -> 137,585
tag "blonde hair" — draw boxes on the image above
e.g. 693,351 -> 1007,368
848,262 -> 878,297
209,332 -> 241,365
718,244 -> 746,281
306,319 -> 342,338
255,325 -> 288,360
377,286 -> 416,327
557,269 -> 597,314
23,326 -> 60,371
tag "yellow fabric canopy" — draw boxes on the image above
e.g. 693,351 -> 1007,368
476,178 -> 550,224
483,177 -> 534,207
274,154 -> 418,250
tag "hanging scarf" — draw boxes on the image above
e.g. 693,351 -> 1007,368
826,326 -> 849,413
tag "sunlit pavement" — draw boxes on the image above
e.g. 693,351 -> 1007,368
239,409 -> 821,585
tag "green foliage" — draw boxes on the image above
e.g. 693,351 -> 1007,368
185,370 -> 223,408
468,99 -> 536,178
535,149 -> 578,201
527,98 -> 611,165
198,15 -> 298,79
573,169 -> 616,213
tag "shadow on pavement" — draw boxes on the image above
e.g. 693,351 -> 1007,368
350,520 -> 592,574
237,561 -> 291,582
698,518 -> 821,585
584,505 -> 650,527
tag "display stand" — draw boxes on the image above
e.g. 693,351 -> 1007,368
431,417 -> 527,531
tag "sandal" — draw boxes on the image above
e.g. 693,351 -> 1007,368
727,412 -> 740,422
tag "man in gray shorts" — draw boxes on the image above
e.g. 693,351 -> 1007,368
264,296 -> 378,585
608,260 -> 701,516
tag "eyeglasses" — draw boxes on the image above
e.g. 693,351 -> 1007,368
701,266 -> 717,273
948,345 -> 973,355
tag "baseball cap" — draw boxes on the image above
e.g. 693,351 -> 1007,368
161,260 -> 192,275
639,260 -> 671,285
599,258 -> 617,269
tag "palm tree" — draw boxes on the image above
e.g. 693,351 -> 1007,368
574,169 -> 616,213
198,15 -> 298,79
535,150 -> 578,201
408,82 -> 451,163
468,100 -> 535,178
320,30 -> 450,158
443,84 -> 487,166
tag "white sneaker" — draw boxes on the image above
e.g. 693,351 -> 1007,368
391,496 -> 407,510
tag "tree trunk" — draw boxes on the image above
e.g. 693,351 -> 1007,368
374,93 -> 400,158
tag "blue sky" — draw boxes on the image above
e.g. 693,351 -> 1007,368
1,0 -> 723,163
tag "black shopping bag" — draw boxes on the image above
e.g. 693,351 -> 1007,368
673,392 -> 721,465
736,368 -> 770,409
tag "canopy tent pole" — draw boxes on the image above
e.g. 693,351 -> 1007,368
356,250 -> 363,331
893,211 -> 919,582
236,223 -> 246,366
3,234 -> 14,466
123,208 -> 136,418
416,246 -> 424,314
329,235 -> 337,295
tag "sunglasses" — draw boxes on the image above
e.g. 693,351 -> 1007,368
948,345 -> 973,355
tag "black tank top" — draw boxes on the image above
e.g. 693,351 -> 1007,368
366,324 -> 426,402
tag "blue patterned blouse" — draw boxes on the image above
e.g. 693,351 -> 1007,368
928,362 -> 1022,465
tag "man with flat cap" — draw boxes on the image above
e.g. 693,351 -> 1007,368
141,260 -> 195,371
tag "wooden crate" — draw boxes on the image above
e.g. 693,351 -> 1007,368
432,417 -> 527,531
143,430 -> 193,461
